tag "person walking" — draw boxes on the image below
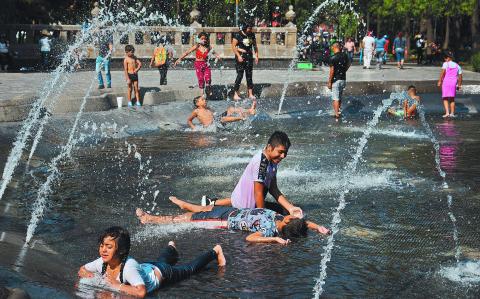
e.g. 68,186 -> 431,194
344,37 -> 356,63
438,51 -> 462,118
38,29 -> 52,71
95,28 -> 113,89
328,43 -> 350,119
232,23 -> 259,100
392,32 -> 407,69
362,31 -> 375,69
374,34 -> 387,69
150,36 -> 173,86
0,34 -> 10,71
416,34 -> 425,65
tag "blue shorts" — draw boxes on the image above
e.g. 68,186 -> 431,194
191,206 -> 237,221
395,48 -> 405,61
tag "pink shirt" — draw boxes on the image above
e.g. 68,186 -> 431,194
231,151 -> 278,208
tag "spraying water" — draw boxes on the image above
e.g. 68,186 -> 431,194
312,93 -> 399,298
417,98 -> 461,262
277,0 -> 361,114
25,80 -> 95,244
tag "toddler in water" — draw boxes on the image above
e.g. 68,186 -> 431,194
388,85 -> 421,118
175,32 -> 221,96
438,51 -> 463,118
187,95 -> 256,130
78,226 -> 225,298
123,45 -> 142,107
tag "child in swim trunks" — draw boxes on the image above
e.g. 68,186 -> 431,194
387,85 -> 421,118
136,196 -> 330,245
123,45 -> 142,107
438,51 -> 463,118
187,95 -> 257,130
78,226 -> 225,298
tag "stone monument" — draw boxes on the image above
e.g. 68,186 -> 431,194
190,7 -> 202,28
285,5 -> 296,28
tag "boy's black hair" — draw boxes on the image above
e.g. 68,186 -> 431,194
267,131 -> 291,150
407,85 -> 416,91
125,44 -> 135,53
99,226 -> 130,283
281,218 -> 308,240
240,22 -> 253,32
193,95 -> 203,107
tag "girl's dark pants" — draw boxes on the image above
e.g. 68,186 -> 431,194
234,56 -> 253,91
149,245 -> 217,285
158,64 -> 168,85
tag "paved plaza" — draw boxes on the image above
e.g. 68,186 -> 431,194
2,64 -> 480,102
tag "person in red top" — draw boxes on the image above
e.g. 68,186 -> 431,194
175,32 -> 221,96
383,35 -> 390,65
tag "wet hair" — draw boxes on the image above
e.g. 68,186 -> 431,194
193,95 -> 203,107
197,32 -> 210,47
267,131 -> 291,150
443,50 -> 454,60
281,218 -> 308,240
407,85 -> 417,92
240,22 -> 253,32
99,226 -> 130,283
398,32 -> 403,38
125,44 -> 135,53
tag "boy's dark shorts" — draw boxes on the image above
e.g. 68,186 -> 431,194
191,206 -> 237,221
128,73 -> 138,82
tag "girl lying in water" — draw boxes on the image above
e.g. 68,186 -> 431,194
78,226 -> 225,298
136,196 -> 330,245
387,85 -> 421,118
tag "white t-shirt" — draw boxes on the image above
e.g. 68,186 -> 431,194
39,37 -> 51,52
363,36 -> 375,51
442,61 -> 462,74
84,257 -> 160,293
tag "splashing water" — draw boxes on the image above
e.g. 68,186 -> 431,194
25,80 -> 95,244
0,1 -> 178,202
439,260 -> 480,284
312,93 -> 398,298
277,0 -> 361,114
417,98 -> 461,262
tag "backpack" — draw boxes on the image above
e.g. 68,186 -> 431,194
154,47 -> 167,66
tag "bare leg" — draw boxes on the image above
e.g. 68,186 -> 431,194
213,245 -> 226,266
333,100 -> 340,118
134,81 -> 141,104
212,198 -> 232,206
248,88 -> 256,100
169,196 -> 213,213
442,99 -> 450,117
248,100 -> 257,115
450,99 -> 455,115
136,208 -> 193,224
127,82 -> 133,103
233,91 -> 241,100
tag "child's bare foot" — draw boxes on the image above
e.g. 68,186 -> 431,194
233,92 -> 241,101
136,208 -> 149,224
213,244 -> 226,266
169,196 -> 187,209
248,94 -> 257,101
248,100 -> 257,115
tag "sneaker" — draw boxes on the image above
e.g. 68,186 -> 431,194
128,101 -> 133,107
201,195 -> 217,206
201,195 -> 207,207
449,114 -> 456,118
136,101 -> 141,107
442,113 -> 449,118
98,85 -> 105,89
107,84 -> 111,88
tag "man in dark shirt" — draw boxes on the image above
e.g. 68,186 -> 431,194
231,23 -> 259,100
95,29 -> 113,89
328,42 -> 350,119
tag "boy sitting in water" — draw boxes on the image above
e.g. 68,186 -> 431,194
188,131 -> 303,217
187,95 -> 256,130
123,45 -> 142,107
136,196 -> 330,244
388,85 -> 421,118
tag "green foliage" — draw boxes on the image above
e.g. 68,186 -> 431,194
471,51 -> 480,72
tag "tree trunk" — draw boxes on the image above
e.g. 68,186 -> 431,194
443,16 -> 450,49
454,18 -> 462,49
376,15 -> 381,35
404,15 -> 410,49
366,11 -> 370,32
472,0 -> 480,50
426,17 -> 434,41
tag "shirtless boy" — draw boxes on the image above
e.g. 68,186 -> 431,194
123,45 -> 142,107
388,85 -> 421,118
136,197 -> 330,245
187,95 -> 256,130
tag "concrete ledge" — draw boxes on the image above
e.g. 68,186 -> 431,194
2,80 -> 480,122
